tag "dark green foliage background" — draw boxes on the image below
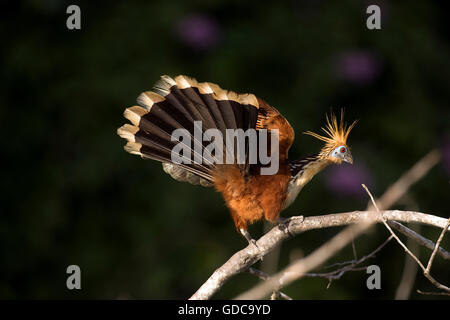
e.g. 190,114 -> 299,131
1,0 -> 449,299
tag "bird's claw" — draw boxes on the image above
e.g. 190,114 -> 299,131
248,238 -> 259,249
277,215 -> 304,237
240,228 -> 263,260
240,228 -> 258,248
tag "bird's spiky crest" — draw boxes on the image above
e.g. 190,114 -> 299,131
303,110 -> 357,156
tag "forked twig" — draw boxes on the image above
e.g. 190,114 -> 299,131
304,235 -> 393,287
388,221 -> 450,260
426,218 -> 450,273
362,184 -> 450,294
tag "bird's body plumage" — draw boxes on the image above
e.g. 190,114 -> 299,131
118,75 -> 356,239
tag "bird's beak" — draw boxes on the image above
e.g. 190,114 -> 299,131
343,151 -> 353,164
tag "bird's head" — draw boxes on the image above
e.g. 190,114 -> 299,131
303,110 -> 357,165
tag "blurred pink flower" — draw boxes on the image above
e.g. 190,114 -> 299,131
325,163 -> 373,197
334,50 -> 381,85
176,14 -> 219,50
442,138 -> 450,176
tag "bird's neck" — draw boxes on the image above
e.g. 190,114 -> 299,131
282,155 -> 332,209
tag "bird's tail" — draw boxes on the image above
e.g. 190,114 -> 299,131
117,75 -> 259,186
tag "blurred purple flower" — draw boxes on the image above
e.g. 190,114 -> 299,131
325,163 -> 373,197
442,138 -> 450,176
176,14 -> 220,50
334,50 -> 381,85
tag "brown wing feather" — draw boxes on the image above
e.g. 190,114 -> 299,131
255,98 -> 294,161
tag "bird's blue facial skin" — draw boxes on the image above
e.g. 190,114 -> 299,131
331,145 -> 353,164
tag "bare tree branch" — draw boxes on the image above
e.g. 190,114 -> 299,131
395,226 -> 420,300
231,184 -> 449,300
365,149 -> 445,299
426,218 -> 450,273
250,234 -> 390,295
189,210 -> 450,300
417,290 -> 450,296
304,235 -> 393,288
247,268 -> 292,300
388,221 -> 450,260
363,185 -> 450,294
234,220 -> 374,300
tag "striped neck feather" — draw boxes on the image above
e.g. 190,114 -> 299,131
282,156 -> 332,209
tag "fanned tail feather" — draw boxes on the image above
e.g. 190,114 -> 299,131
118,75 -> 260,186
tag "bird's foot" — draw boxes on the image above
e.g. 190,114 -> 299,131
248,238 -> 258,248
240,228 -> 262,258
277,215 -> 304,237
240,228 -> 258,247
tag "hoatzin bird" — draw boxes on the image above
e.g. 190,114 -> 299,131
117,75 -> 357,244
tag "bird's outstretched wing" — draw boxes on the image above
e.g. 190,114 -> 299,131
118,75 -> 294,186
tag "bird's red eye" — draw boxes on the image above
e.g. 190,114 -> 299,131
340,147 -> 346,153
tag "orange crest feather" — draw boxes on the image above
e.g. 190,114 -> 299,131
303,110 -> 357,155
